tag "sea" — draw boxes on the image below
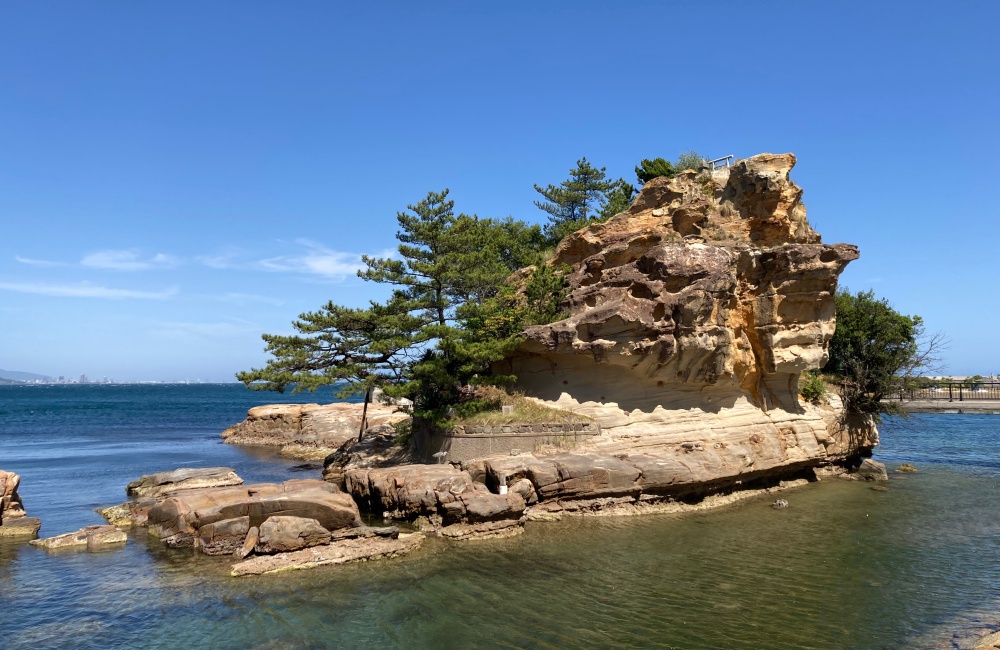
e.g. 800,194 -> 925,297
1,383 -> 999,650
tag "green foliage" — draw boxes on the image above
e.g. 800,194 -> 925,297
823,289 -> 927,421
391,419 -> 412,446
597,178 -> 636,221
534,157 -> 615,245
239,189 -> 566,429
635,157 -> 675,184
674,150 -> 706,172
798,371 -> 827,404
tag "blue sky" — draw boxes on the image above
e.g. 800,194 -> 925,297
1,1 -> 997,381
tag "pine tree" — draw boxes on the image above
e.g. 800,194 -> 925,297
534,157 -> 614,242
237,190 -> 558,425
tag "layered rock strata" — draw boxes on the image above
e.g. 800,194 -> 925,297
222,402 -> 410,460
0,470 -> 41,538
344,464 -> 526,539
103,469 -> 420,573
493,153 -> 873,496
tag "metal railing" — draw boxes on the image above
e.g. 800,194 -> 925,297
707,155 -> 734,171
896,381 -> 1000,402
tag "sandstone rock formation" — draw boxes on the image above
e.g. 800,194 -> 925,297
222,402 -> 410,460
0,470 -> 41,538
322,425 -> 413,484
491,153 -> 873,501
145,479 -> 362,549
126,467 -> 244,497
30,525 -> 127,551
230,532 -> 425,577
345,464 -> 526,539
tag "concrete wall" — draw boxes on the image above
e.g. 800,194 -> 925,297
416,422 -> 600,463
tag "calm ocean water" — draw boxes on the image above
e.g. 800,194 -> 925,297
1,384 -> 999,649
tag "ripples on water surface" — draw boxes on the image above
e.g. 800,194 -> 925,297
2,385 -> 1000,649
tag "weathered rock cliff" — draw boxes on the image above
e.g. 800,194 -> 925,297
495,153 -> 872,492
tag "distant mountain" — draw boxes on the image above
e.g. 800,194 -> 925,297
0,369 -> 52,382
0,376 -> 21,384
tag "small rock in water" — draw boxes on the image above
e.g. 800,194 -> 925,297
771,499 -> 789,509
870,485 -> 890,492
290,463 -> 322,472
896,463 -> 918,473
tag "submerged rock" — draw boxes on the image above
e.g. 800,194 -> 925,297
126,467 -> 244,497
896,463 -> 918,473
30,525 -> 127,551
230,532 -> 425,577
851,458 -> 889,482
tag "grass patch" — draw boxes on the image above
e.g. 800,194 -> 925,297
453,386 -> 593,426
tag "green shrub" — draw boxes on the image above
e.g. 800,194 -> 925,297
799,371 -> 827,404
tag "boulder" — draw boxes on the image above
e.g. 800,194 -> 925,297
30,525 -> 126,551
145,479 -> 361,550
236,526 -> 259,560
0,516 -> 41,538
126,467 -> 243,497
852,458 -> 889,482
256,516 -> 331,554
344,464 -> 526,532
196,517 -> 250,556
0,470 -> 39,538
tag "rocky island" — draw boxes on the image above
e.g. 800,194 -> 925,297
216,153 -> 880,553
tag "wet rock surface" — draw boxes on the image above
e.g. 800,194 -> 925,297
30,525 -> 127,551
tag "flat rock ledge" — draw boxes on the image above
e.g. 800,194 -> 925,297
30,525 -> 127,551
221,402 -> 410,461
0,469 -> 40,539
126,467 -> 244,498
230,532 -> 424,576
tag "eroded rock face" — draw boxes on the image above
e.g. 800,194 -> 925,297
498,153 -> 872,489
138,479 -> 362,549
222,403 -> 410,460
344,464 -> 526,536
0,470 -> 40,538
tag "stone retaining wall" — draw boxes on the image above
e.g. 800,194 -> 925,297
418,422 -> 599,463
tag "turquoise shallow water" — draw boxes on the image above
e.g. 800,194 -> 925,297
2,385 -> 999,649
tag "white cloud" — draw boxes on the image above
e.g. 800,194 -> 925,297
81,250 -> 181,271
0,281 -> 178,299
14,255 -> 70,268
200,240 -> 393,279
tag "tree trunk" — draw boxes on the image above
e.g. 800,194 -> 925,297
357,385 -> 372,443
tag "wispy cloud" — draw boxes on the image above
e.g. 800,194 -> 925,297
216,292 -> 285,306
14,255 -> 71,268
81,250 -> 181,271
256,239 -> 371,278
0,281 -> 178,299
200,239 -> 393,280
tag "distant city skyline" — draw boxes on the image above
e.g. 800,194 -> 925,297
2,2 -> 997,380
